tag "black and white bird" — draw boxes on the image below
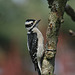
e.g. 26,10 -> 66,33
25,19 -> 44,75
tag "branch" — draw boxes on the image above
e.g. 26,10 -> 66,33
69,29 -> 75,37
65,4 -> 75,21
41,0 -> 67,75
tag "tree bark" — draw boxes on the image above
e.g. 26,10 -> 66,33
41,0 -> 67,75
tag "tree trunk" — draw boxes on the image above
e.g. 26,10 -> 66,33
41,0 -> 67,75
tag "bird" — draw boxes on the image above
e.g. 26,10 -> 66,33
25,19 -> 44,75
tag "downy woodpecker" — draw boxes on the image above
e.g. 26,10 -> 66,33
25,19 -> 44,75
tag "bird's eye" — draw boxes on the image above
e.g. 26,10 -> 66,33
25,24 -> 31,27
31,23 -> 33,25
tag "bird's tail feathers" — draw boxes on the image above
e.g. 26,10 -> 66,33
37,68 -> 41,75
34,65 -> 41,75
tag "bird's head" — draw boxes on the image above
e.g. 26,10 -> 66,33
25,19 -> 41,30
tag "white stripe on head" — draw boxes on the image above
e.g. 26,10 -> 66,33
25,21 -> 33,25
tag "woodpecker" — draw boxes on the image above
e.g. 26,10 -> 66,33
25,19 -> 44,75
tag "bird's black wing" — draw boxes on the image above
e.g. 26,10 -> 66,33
27,32 -> 38,69
27,32 -> 41,75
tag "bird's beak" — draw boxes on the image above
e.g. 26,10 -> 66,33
37,19 -> 41,24
35,19 -> 41,27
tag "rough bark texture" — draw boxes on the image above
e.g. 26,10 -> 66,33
41,0 -> 67,75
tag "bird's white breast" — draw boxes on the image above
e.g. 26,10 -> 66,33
32,27 -> 44,58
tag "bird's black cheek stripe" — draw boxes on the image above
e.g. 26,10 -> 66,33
25,24 -> 32,27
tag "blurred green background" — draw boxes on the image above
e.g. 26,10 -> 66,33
0,0 -> 75,75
